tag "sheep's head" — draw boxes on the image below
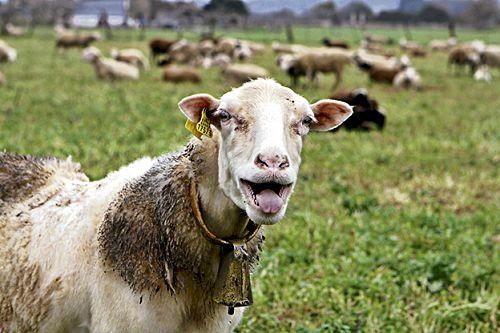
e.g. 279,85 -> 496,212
179,79 -> 353,225
81,46 -> 101,63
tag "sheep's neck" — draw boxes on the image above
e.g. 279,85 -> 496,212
190,135 -> 249,240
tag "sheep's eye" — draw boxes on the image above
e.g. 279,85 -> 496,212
302,116 -> 314,126
219,110 -> 232,123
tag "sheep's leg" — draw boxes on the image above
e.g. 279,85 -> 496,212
332,70 -> 342,91
306,67 -> 316,87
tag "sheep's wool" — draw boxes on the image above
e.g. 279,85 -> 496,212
0,139 -> 264,331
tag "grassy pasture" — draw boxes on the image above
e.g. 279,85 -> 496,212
0,26 -> 499,332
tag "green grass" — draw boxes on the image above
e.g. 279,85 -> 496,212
1,26 -> 499,332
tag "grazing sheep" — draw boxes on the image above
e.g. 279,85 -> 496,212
0,40 -> 17,63
354,49 -> 399,69
162,64 -> 201,83
199,39 -> 217,57
222,63 -> 269,84
364,34 -> 394,45
215,37 -> 239,56
277,47 -> 352,89
448,46 -> 480,75
56,32 -> 101,49
400,39 -> 427,57
168,39 -> 200,65
246,41 -> 266,55
357,62 -> 401,84
111,48 -> 150,70
393,67 -> 422,90
0,79 -> 353,332
3,23 -> 28,37
480,45 -> 500,69
353,52 -> 404,84
271,42 -> 309,55
429,38 -> 457,52
233,42 -> 253,61
81,46 -> 139,81
359,40 -> 395,57
322,37 -> 349,49
474,65 -> 492,82
277,53 -> 306,86
149,38 -> 177,60
202,53 -> 232,69
330,88 -> 386,131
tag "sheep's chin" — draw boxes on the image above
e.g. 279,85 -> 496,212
245,204 -> 287,225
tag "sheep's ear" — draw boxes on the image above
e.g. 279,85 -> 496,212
178,93 -> 220,123
310,99 -> 353,131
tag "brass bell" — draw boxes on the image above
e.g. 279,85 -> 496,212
213,244 -> 253,314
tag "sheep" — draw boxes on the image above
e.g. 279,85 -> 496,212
246,41 -> 266,55
81,46 -> 139,81
480,45 -> 500,69
199,39 -> 217,57
215,37 -> 239,56
356,62 -> 401,84
111,48 -> 150,70
277,53 -> 306,86
474,65 -> 492,82
330,88 -> 386,131
353,52 -> 404,84
400,39 -> 427,57
271,41 -> 309,54
56,32 -> 101,49
222,63 -> 269,84
168,39 -> 200,65
354,49 -> 399,69
162,64 -> 201,83
322,37 -> 349,49
429,37 -> 457,52
233,42 -> 253,61
149,38 -> 178,60
0,40 -> 17,63
277,47 -> 353,89
448,46 -> 480,75
0,79 -> 353,332
364,34 -> 394,45
3,23 -> 28,37
202,53 -> 232,69
393,67 -> 422,90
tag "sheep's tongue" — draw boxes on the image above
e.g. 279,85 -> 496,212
256,189 -> 283,214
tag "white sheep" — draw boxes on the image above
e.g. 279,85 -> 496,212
278,47 -> 353,88
81,46 -> 139,81
0,39 -> 17,63
0,79 -> 353,332
474,65 -> 492,82
221,63 -> 269,84
202,53 -> 232,69
111,48 -> 150,70
393,67 -> 422,90
4,23 -> 27,36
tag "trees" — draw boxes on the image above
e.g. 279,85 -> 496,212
309,0 -> 336,21
203,0 -> 249,17
464,0 -> 499,28
418,4 -> 449,23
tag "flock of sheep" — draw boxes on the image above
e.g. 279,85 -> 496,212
1,27 -> 499,132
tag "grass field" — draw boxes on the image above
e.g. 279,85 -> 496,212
0,26 -> 499,332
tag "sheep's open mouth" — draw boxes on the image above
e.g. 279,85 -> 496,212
240,179 -> 293,214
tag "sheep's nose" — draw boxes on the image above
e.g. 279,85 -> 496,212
255,153 -> 290,171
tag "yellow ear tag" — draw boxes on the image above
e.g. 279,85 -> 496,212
185,119 -> 202,139
196,109 -> 213,138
